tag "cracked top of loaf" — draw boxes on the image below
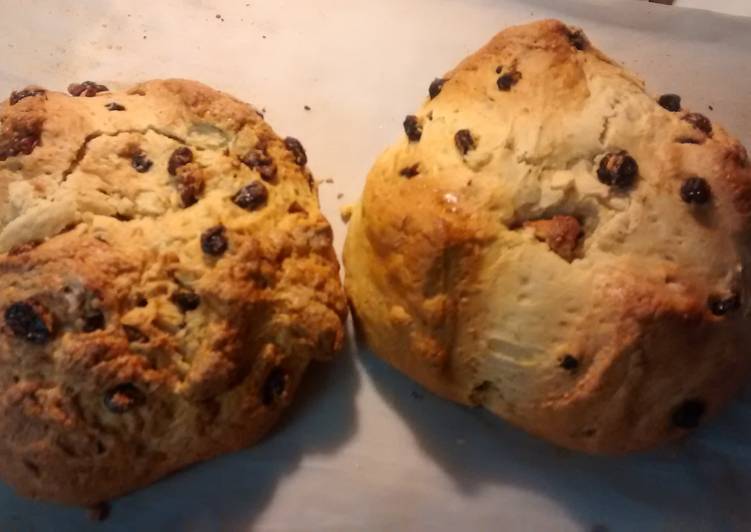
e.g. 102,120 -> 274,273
0,79 -> 346,504
344,20 -> 751,453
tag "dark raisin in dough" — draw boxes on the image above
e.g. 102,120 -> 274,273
429,78 -> 446,99
597,151 -> 638,189
4,301 -> 52,344
658,94 -> 681,112
566,27 -> 589,50
103,383 -> 145,414
400,163 -> 420,178
171,290 -> 200,312
680,177 -> 711,204
131,152 -> 153,173
683,113 -> 713,135
167,147 -> 193,176
123,325 -> 149,343
709,293 -> 741,316
284,137 -> 307,166
201,225 -> 228,256
497,71 -> 522,91
455,129 -> 476,155
232,182 -> 268,211
68,81 -> 109,97
82,309 -> 105,332
241,147 -> 277,182
560,354 -> 579,371
105,102 -> 126,111
403,115 -> 422,142
9,88 -> 45,105
262,368 -> 288,405
671,399 -> 706,429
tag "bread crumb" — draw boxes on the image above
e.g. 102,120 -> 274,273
337,193 -> 344,199
304,105 -> 311,111
340,204 -> 353,223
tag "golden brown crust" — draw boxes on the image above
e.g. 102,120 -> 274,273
344,19 -> 751,453
0,79 -> 346,504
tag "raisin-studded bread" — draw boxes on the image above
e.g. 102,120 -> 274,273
344,20 -> 751,453
0,79 -> 346,504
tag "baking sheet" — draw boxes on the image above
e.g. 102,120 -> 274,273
0,0 -> 750,530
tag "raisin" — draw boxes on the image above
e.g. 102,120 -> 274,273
262,368 -> 287,405
82,309 -> 105,332
454,129 -> 476,155
68,81 -> 109,97
284,137 -> 307,166
671,399 -> 705,429
232,181 -> 268,211
167,147 -> 193,176
201,225 -> 228,256
400,163 -> 420,178
560,354 -> 579,371
131,152 -> 153,173
171,290 -> 200,312
105,102 -> 126,111
403,115 -> 422,142
680,177 -> 711,205
566,27 -> 589,50
497,70 -> 522,91
103,383 -> 145,414
429,78 -> 446,99
597,151 -> 638,189
176,170 -> 204,207
683,113 -> 712,135
4,301 -> 52,344
708,293 -> 741,316
9,88 -> 46,105
658,94 -> 681,113
123,325 -> 149,343
241,146 -> 277,182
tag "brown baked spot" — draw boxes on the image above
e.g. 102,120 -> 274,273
288,201 -> 307,214
201,225 -> 228,256
403,115 -> 422,142
262,368 -> 288,406
671,399 -> 705,429
454,129 -> 476,155
284,137 -> 307,166
241,142 -> 277,182
68,81 -> 109,97
167,146 -> 193,176
105,102 -> 126,111
400,163 -> 420,178
8,240 -> 42,256
429,78 -> 446,99
525,215 -> 582,262
4,300 -> 53,344
682,113 -> 712,136
497,70 -> 522,91
104,383 -> 145,414
676,137 -> 703,145
232,181 -> 268,211
597,151 -> 638,189
9,87 -> 46,105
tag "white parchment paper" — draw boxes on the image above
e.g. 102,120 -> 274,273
0,0 -> 749,530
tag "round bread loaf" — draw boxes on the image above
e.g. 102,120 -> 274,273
0,79 -> 346,504
344,20 -> 751,453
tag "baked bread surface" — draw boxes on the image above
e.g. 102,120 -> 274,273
0,79 -> 346,503
344,20 -> 751,453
